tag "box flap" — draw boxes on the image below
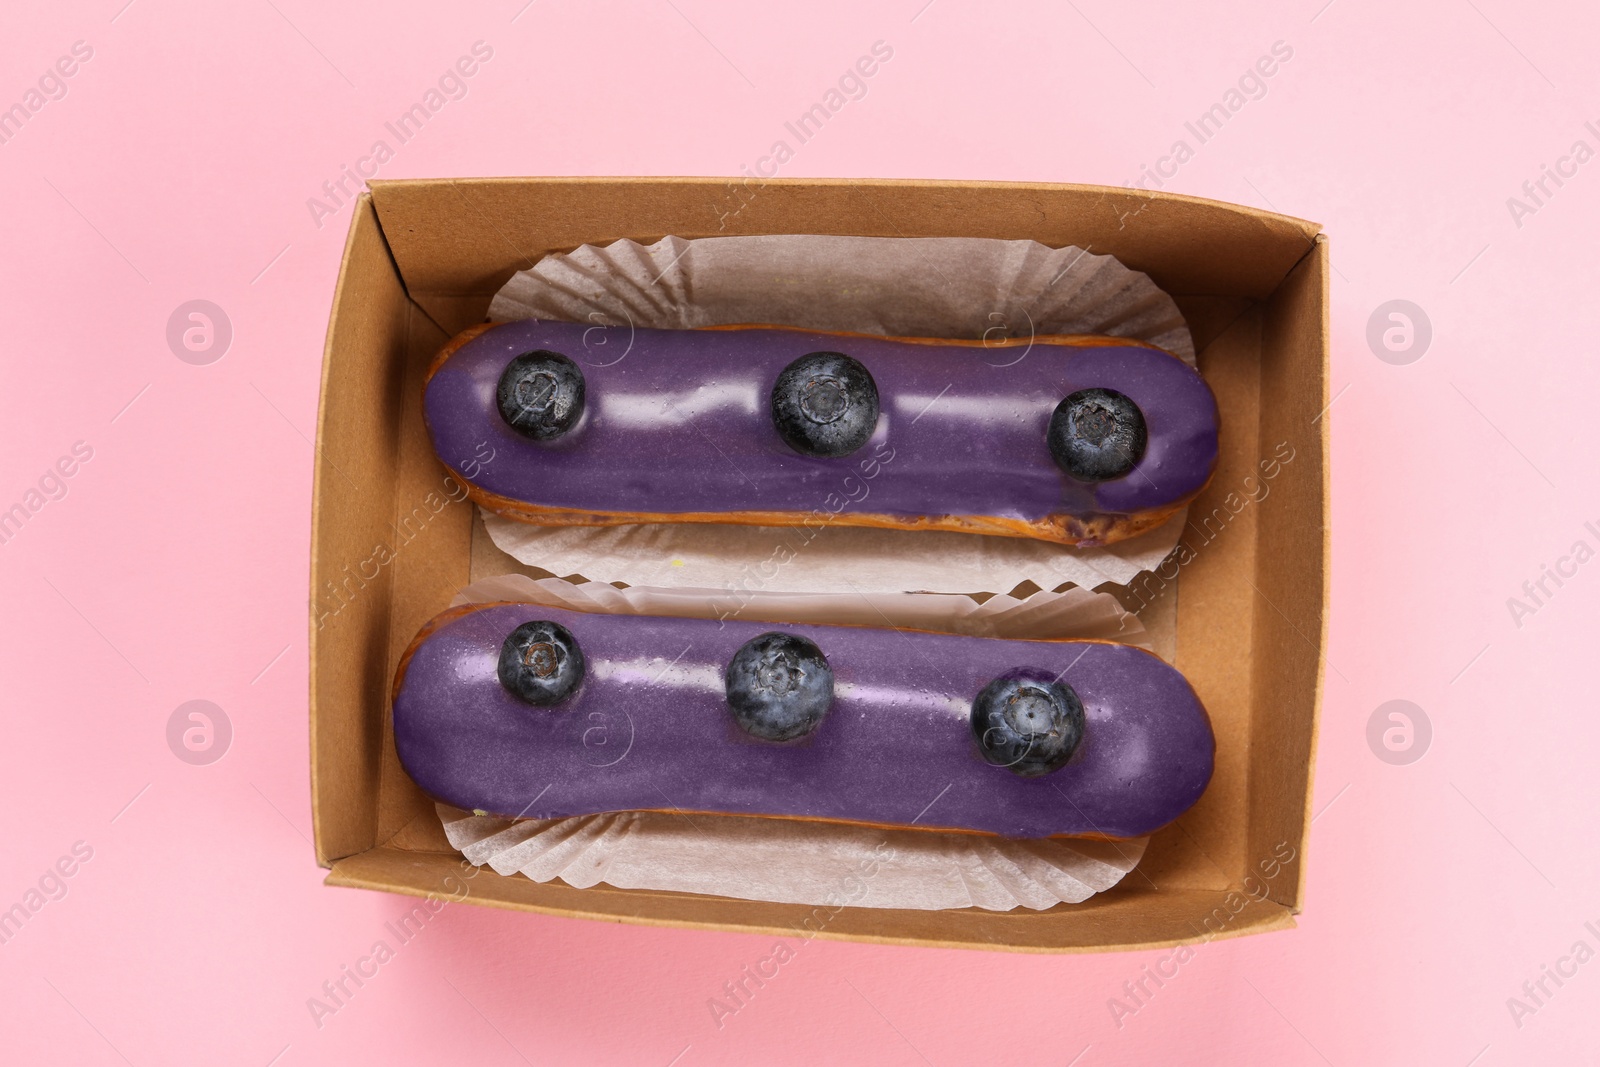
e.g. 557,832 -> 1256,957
327,845 -> 1296,954
368,178 -> 1322,333
310,195 -> 435,866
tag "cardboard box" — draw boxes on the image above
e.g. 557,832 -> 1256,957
309,177 -> 1328,953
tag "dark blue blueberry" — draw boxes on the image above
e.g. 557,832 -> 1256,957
970,673 -> 1085,777
725,632 -> 834,741
496,350 -> 585,440
1047,388 -> 1147,481
771,352 -> 879,458
498,620 -> 585,706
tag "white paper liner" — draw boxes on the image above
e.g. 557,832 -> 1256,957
489,234 -> 1195,364
433,575 -> 1152,910
439,805 -> 1148,912
483,508 -> 1188,596
480,234 -> 1194,596
448,573 -> 1151,645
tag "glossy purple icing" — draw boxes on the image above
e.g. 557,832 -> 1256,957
392,604 -> 1215,839
424,321 -> 1218,520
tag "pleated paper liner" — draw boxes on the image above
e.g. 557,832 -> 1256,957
480,234 -> 1195,596
429,575 -> 1154,911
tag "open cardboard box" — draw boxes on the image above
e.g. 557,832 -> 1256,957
309,178 -> 1328,953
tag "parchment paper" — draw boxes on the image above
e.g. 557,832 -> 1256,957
434,575 -> 1153,910
447,573 -> 1150,645
481,234 -> 1195,596
435,236 -> 1196,908
439,805 -> 1148,912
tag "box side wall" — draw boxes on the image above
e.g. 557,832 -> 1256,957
373,318 -> 472,847
1250,237 -> 1331,909
368,178 -> 1322,334
310,195 -> 416,866
326,846 -> 1295,954
1133,310 -> 1262,892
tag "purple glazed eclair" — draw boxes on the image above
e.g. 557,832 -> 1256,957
423,320 -> 1220,547
391,602 -> 1215,840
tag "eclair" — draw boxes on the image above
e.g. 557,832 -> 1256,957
391,602 -> 1215,840
423,320 -> 1220,547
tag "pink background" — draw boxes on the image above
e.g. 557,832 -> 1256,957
3,0 -> 1597,1063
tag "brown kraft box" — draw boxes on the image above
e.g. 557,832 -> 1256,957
308,177 -> 1329,953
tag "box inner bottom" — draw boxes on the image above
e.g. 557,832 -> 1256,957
349,291 -> 1270,944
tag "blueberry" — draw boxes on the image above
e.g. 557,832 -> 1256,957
771,352 -> 879,457
725,632 -> 834,741
970,673 -> 1085,777
497,350 -> 585,440
498,620 -> 585,706
1047,388 -> 1147,481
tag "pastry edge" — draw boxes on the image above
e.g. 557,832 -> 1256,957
390,600 -> 1212,842
428,321 -> 1213,548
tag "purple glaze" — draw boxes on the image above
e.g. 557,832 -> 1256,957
424,321 -> 1219,521
392,604 -> 1215,839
